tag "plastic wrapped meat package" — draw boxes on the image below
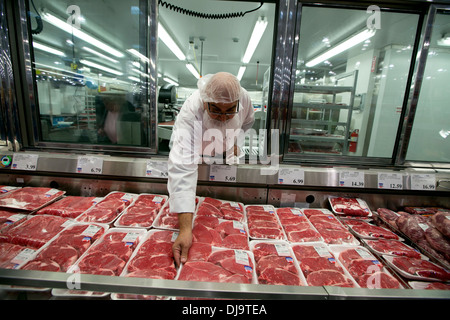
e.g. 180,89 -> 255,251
192,216 -> 249,250
52,227 -> 146,298
341,219 -> 401,240
35,196 -> 98,219
291,243 -> 357,287
250,240 -> 306,286
196,197 -> 245,222
383,255 -> 450,282
0,215 -> 68,249
330,245 -> 403,289
245,205 -> 286,241
0,186 -> 21,195
115,194 -> 167,228
362,239 -> 422,259
276,208 -> 323,243
328,196 -> 371,217
76,191 -> 137,224
0,187 -> 65,211
307,213 -> 359,245
112,229 -> 178,300
0,209 -> 27,232
177,244 -> 256,285
153,197 -> 200,230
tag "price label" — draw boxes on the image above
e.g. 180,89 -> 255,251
411,174 -> 436,191
278,168 -> 305,185
11,153 -> 39,171
378,173 -> 403,190
76,156 -> 103,174
209,165 -> 237,183
339,171 -> 365,188
146,160 -> 168,179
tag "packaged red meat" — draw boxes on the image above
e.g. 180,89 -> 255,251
276,208 -> 323,243
176,246 -> 256,285
192,216 -> 249,250
362,239 -> 422,259
0,209 -> 27,232
0,215 -> 68,248
328,196 -> 371,217
35,196 -> 98,219
0,242 -> 37,269
331,246 -> 402,289
196,197 -> 245,222
307,214 -> 359,245
409,281 -> 450,290
0,186 -> 20,194
303,208 -> 333,218
430,211 -> 450,238
404,207 -> 443,215
291,243 -> 357,287
114,194 -> 168,228
0,187 -> 65,211
343,219 -> 400,240
250,240 -> 306,286
153,202 -> 179,230
76,191 -> 137,224
375,208 -> 402,229
20,222 -> 107,272
245,205 -> 286,241
383,255 -> 450,282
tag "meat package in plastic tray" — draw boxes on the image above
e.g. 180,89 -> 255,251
250,240 -> 306,286
341,219 -> 401,241
291,242 -> 358,287
328,196 -> 371,217
275,208 -> 324,243
112,229 -> 178,300
0,215 -> 69,249
0,209 -> 27,233
0,187 -> 65,211
192,215 -> 250,251
245,205 -> 287,241
196,197 -> 245,222
362,239 -> 422,259
330,245 -> 403,289
75,191 -> 137,225
152,196 -> 201,230
382,255 -> 450,283
114,193 -> 168,229
52,227 -> 147,298
306,213 -> 359,245
35,196 -> 98,219
176,243 -> 257,285
0,186 -> 21,195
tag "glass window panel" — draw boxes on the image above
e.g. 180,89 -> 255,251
289,6 -> 419,158
156,0 -> 275,155
28,0 -> 153,147
406,10 -> 450,163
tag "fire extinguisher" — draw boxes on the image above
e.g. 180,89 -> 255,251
349,129 -> 359,153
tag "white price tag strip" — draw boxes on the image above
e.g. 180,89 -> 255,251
411,174 -> 436,191
378,173 -> 403,190
278,168 -> 305,185
12,153 -> 39,171
339,171 -> 365,188
146,160 -> 169,179
209,165 -> 237,183
76,156 -> 103,174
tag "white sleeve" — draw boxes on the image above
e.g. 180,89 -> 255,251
241,90 -> 255,132
167,103 -> 201,214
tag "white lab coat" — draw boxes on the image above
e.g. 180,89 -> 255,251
167,89 -> 255,213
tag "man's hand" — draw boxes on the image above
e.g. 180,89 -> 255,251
172,212 -> 193,267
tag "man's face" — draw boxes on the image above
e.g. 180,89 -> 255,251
204,101 -> 239,122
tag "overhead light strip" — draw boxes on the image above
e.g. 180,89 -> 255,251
159,22 -> 186,61
306,29 -> 376,67
242,17 -> 268,64
186,63 -> 200,79
80,59 -> 123,76
33,42 -> 65,57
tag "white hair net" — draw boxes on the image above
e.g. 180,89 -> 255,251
198,72 -> 242,104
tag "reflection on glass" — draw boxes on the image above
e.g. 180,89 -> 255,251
406,12 -> 450,163
29,0 -> 150,147
289,6 -> 418,157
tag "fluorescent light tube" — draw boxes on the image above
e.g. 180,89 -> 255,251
127,49 -> 150,63
159,23 -> 186,60
83,46 -> 119,63
237,66 -> 246,81
242,17 -> 268,64
41,11 -> 124,57
306,29 -> 376,67
186,63 -> 200,79
33,42 -> 65,56
80,59 -> 123,76
163,77 -> 179,86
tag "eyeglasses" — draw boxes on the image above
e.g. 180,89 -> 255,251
207,101 -> 239,116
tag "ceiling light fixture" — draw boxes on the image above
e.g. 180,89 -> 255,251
159,22 -> 186,61
41,11 -> 124,57
186,63 -> 200,79
83,46 -> 119,63
237,66 -> 246,81
242,17 -> 268,64
306,28 -> 376,67
80,59 -> 123,76
163,77 -> 179,86
127,49 -> 150,63
33,42 -> 66,56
